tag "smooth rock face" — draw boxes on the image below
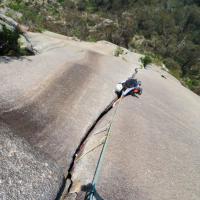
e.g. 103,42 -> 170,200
0,122 -> 63,200
69,66 -> 200,200
95,68 -> 200,200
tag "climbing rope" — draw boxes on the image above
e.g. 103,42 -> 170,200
86,97 -> 122,200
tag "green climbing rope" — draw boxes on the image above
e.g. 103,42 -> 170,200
86,97 -> 122,200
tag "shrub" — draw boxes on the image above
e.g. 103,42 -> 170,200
140,55 -> 152,68
114,46 -> 124,57
0,25 -> 20,56
163,57 -> 181,79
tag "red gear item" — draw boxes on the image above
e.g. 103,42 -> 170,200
133,89 -> 139,93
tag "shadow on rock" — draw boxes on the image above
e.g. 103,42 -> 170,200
82,184 -> 104,200
0,56 -> 32,63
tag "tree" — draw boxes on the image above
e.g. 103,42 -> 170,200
0,25 -> 20,55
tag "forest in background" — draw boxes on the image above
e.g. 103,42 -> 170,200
1,0 -> 200,94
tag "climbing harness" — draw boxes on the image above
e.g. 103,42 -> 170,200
86,97 -> 122,200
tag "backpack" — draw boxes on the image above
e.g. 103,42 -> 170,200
123,79 -> 138,89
